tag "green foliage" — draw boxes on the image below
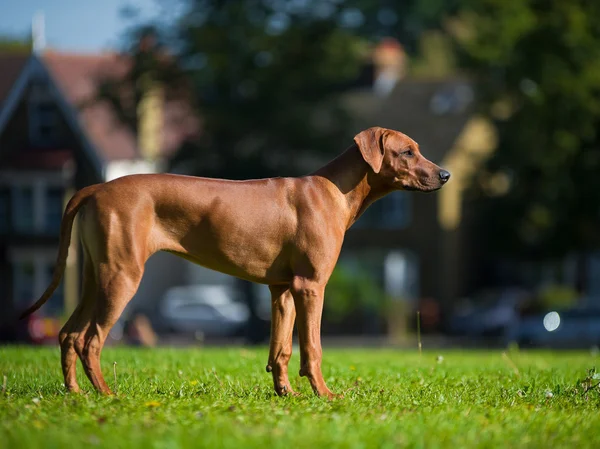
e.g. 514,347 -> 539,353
2,347 -> 600,448
324,265 -> 385,321
347,0 -> 459,52
454,0 -> 600,259
410,30 -> 458,79
166,0 -> 369,178
0,35 -> 31,53
537,284 -> 578,310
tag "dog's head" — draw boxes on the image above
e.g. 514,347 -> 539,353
354,127 -> 450,192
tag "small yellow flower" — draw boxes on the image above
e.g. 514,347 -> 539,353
145,401 -> 161,408
190,380 -> 199,386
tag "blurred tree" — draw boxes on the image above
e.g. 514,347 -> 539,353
450,0 -> 600,287
347,0 -> 460,53
325,264 -> 383,322
94,27 -> 188,136
110,0 -> 460,178
0,35 -> 31,53
168,0 -> 369,178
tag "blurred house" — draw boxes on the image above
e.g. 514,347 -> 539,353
0,45 -> 198,325
340,39 -> 497,316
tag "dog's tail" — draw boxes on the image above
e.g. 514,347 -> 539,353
18,184 -> 102,320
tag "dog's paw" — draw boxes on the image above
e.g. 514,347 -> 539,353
276,384 -> 299,397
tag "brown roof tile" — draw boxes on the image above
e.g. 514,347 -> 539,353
0,53 -> 30,107
45,50 -> 202,163
42,51 -> 139,161
0,50 -> 199,163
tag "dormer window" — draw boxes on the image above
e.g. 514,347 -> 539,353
28,79 -> 61,147
354,191 -> 411,229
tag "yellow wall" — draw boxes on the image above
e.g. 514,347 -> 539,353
438,116 -> 497,230
137,75 -> 163,161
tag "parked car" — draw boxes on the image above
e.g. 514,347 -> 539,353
446,288 -> 528,337
157,285 -> 251,338
0,313 -> 61,344
505,307 -> 600,348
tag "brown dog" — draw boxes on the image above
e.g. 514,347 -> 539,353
20,127 -> 449,398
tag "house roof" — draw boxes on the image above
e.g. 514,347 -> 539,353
0,50 -> 199,164
42,51 -> 139,161
0,54 -> 29,107
345,78 -> 476,164
44,51 -> 200,162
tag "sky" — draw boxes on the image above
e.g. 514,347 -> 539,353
0,0 -> 165,52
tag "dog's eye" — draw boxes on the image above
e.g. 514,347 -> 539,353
402,149 -> 414,157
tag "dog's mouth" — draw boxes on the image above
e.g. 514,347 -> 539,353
401,180 -> 445,192
401,184 -> 419,191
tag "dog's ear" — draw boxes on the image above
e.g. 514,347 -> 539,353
354,127 -> 386,174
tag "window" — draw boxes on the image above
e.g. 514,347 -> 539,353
13,186 -> 34,233
353,191 -> 411,229
29,81 -> 61,147
381,191 -> 410,228
11,252 -> 64,317
0,187 -> 9,233
45,188 -> 64,234
1,181 -> 66,235
14,261 -> 35,308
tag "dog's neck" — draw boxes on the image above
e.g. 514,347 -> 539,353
313,144 -> 391,229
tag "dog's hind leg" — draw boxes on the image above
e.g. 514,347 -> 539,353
72,194 -> 155,395
58,249 -> 96,393
78,261 -> 145,395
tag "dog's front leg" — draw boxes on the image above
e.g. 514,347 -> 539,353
266,285 -> 297,396
291,277 -> 340,399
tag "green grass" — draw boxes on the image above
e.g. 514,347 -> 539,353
1,346 -> 600,448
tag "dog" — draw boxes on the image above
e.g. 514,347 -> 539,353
20,127 -> 450,398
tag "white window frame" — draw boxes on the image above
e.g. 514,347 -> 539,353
8,247 -> 60,309
0,171 -> 67,234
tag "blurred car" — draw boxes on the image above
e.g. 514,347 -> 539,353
158,285 -> 251,337
505,307 -> 600,348
0,313 -> 61,344
446,288 -> 528,337
27,315 -> 62,344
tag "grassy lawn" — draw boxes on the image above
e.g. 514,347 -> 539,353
1,345 -> 600,448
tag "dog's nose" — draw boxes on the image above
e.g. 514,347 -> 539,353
439,170 -> 451,183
